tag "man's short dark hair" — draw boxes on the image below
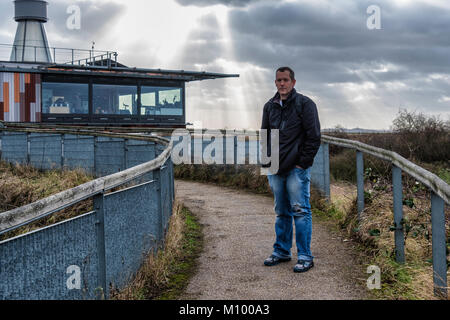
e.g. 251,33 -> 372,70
276,66 -> 295,81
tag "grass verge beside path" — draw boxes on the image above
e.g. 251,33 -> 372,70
309,184 -> 448,300
112,200 -> 203,300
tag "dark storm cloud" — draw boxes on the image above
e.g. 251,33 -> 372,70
179,0 -> 450,82
46,0 -> 125,45
228,0 -> 450,74
175,0 -> 262,7
226,0 -> 450,120
0,0 -> 124,50
178,0 -> 450,128
0,0 -> 126,66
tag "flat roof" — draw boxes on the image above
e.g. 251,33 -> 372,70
0,61 -> 240,82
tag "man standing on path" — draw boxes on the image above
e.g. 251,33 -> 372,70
261,66 -> 321,273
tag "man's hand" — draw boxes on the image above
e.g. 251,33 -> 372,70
295,165 -> 303,169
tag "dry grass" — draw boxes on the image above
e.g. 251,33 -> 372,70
0,160 -> 94,241
174,164 -> 271,195
317,180 -> 449,300
323,143 -> 449,299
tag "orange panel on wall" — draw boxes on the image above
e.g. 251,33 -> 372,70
3,82 -> 9,113
14,73 -> 20,103
1,72 -> 41,122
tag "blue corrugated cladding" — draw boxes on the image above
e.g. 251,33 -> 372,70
0,212 -> 100,300
103,181 -> 159,295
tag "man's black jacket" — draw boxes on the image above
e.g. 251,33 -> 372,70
261,88 -> 321,175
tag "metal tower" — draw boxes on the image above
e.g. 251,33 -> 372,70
9,0 -> 52,63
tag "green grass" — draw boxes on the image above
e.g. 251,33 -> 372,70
311,189 -> 446,300
156,207 -> 203,300
312,202 -> 420,300
112,203 -> 204,300
437,167 -> 450,184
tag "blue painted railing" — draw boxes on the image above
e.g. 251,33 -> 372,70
0,126 -> 447,299
0,128 -> 174,299
321,135 -> 449,299
169,129 -> 448,298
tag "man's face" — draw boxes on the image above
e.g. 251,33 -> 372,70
275,70 -> 296,98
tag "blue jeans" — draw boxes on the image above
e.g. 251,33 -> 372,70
267,166 -> 313,262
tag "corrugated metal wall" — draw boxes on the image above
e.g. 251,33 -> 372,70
0,131 -> 174,299
0,72 -> 41,122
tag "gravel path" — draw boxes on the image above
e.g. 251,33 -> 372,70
176,180 -> 369,300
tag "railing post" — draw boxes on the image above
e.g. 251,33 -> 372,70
356,150 -> 364,218
124,139 -> 128,170
94,193 -> 107,300
0,131 -> 3,160
153,167 -> 163,243
431,193 -> 447,299
234,135 -> 238,174
94,136 -> 98,176
323,142 -> 330,200
171,158 -> 175,201
26,132 -> 30,165
61,134 -> 65,169
223,131 -> 227,166
392,165 -> 405,263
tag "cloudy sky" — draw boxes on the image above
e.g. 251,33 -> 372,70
1,0 -> 449,130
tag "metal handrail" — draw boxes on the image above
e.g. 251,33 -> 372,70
321,134 -> 450,204
320,133 -> 448,298
1,43 -> 118,66
4,127 -> 445,204
0,128 -> 172,234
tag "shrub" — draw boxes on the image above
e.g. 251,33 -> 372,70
391,109 -> 450,163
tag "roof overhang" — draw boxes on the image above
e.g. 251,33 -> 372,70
0,61 -> 240,82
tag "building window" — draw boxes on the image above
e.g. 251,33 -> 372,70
93,84 -> 138,115
141,86 -> 183,116
42,82 -> 89,114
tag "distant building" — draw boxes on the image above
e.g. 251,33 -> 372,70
0,0 -> 238,127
